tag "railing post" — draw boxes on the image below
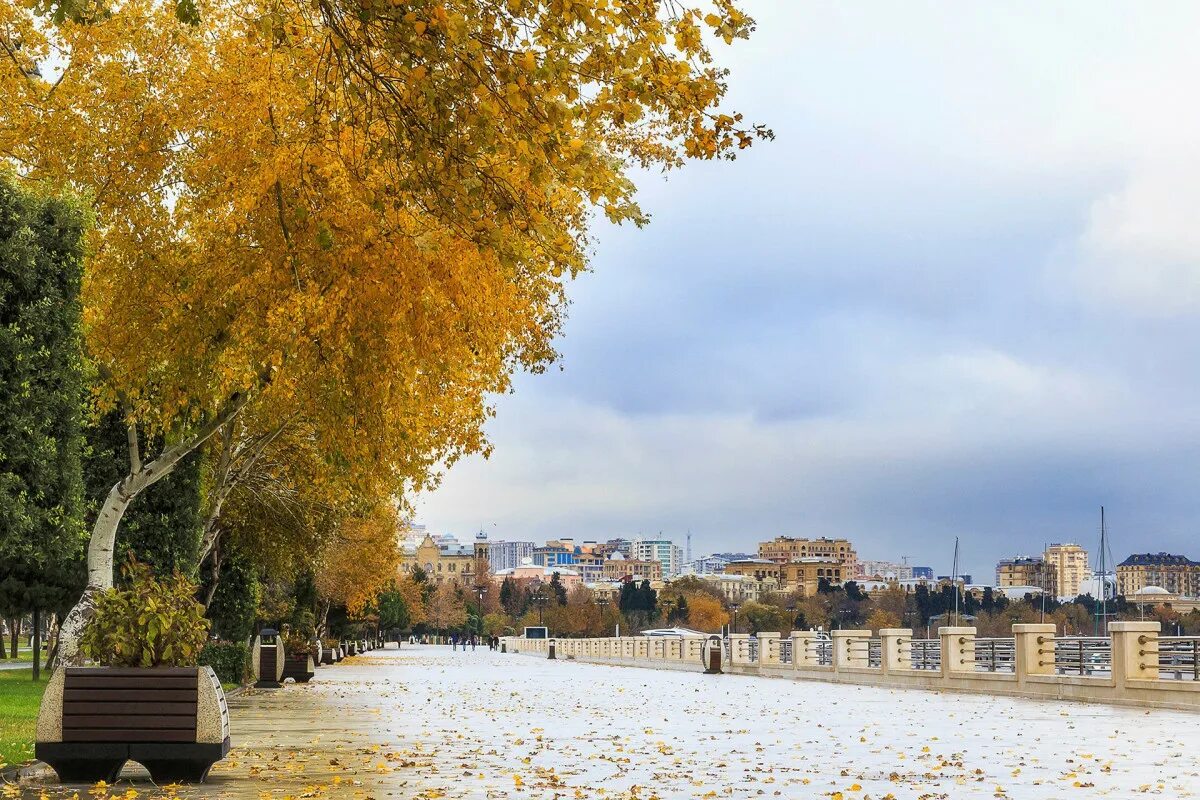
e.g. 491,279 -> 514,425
758,632 -> 781,667
1110,621 -> 1160,686
729,634 -> 752,667
879,628 -> 912,675
1012,623 -> 1055,684
791,631 -> 818,668
938,626 -> 976,676
832,629 -> 871,670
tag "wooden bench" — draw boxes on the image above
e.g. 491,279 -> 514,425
36,667 -> 230,783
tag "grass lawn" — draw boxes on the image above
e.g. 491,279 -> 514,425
0,648 -> 35,663
0,668 -> 46,769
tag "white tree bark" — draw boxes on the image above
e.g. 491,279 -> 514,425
55,394 -> 251,665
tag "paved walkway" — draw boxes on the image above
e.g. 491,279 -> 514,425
16,644 -> 1200,798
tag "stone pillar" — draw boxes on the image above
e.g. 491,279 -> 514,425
938,626 -> 976,675
879,628 -> 912,675
621,637 -> 635,659
832,630 -> 871,670
1111,621 -> 1160,685
729,634 -> 752,666
634,637 -> 649,659
1013,623 -> 1055,683
791,630 -> 819,668
758,632 -> 781,666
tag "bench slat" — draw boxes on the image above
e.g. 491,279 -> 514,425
65,667 -> 198,677
65,676 -> 197,690
63,702 -> 197,716
64,715 -> 196,729
63,689 -> 197,702
63,729 -> 197,743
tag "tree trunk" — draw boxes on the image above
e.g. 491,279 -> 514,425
201,535 -> 224,609
10,617 -> 19,659
55,394 -> 251,666
55,482 -> 135,665
32,608 -> 40,681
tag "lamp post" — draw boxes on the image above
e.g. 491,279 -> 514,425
596,595 -> 610,637
661,597 -> 677,627
533,588 -> 549,626
729,602 -> 741,635
476,584 -> 488,637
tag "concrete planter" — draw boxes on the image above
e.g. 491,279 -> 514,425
282,653 -> 316,683
36,666 -> 230,783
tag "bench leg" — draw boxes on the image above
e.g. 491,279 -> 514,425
130,739 -> 230,784
36,743 -> 127,783
137,758 -> 218,783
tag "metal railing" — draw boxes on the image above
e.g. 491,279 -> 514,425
868,639 -> 882,668
781,638 -> 793,665
807,638 -> 833,666
1052,637 -> 1111,675
910,639 -> 941,671
974,638 -> 1016,672
1156,636 -> 1200,680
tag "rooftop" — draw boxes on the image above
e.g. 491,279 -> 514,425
1119,552 -> 1198,567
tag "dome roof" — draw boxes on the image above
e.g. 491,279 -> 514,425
1137,585 -> 1170,595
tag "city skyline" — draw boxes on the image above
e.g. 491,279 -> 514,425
416,3 -> 1200,584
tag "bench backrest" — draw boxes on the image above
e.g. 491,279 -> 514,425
63,668 -> 198,743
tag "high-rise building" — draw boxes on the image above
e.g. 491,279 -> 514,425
996,556 -> 1055,591
630,538 -> 683,578
1117,553 -> 1200,597
1044,543 -> 1089,599
488,540 -> 535,572
757,536 -> 857,575
911,566 -> 934,579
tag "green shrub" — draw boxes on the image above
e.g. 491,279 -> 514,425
81,558 -> 210,667
198,641 -> 249,685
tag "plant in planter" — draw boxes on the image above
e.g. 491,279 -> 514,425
36,559 -> 231,783
280,632 -> 317,684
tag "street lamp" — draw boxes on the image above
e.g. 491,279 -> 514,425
476,584 -> 488,636
532,588 -> 549,626
728,602 -> 741,634
661,597 -> 677,626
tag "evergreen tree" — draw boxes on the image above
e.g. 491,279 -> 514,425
637,580 -> 657,615
499,576 -> 520,616
0,176 -> 88,673
673,594 -> 689,624
617,580 -> 638,613
549,572 -> 567,605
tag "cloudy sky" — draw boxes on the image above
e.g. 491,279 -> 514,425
416,2 -> 1200,579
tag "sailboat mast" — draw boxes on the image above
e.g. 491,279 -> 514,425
1097,506 -> 1108,636
952,536 -> 960,625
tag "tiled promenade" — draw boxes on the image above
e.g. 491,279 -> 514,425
14,644 -> 1200,798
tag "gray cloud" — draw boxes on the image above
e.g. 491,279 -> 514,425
417,2 -> 1200,579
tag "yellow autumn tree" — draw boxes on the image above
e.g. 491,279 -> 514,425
0,0 -> 768,660
685,594 -> 730,633
314,505 -> 403,621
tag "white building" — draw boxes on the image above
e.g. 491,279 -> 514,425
631,538 -> 683,578
489,540 -> 536,572
680,555 -> 731,575
857,559 -> 914,581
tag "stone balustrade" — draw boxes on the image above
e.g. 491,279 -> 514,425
500,622 -> 1200,711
